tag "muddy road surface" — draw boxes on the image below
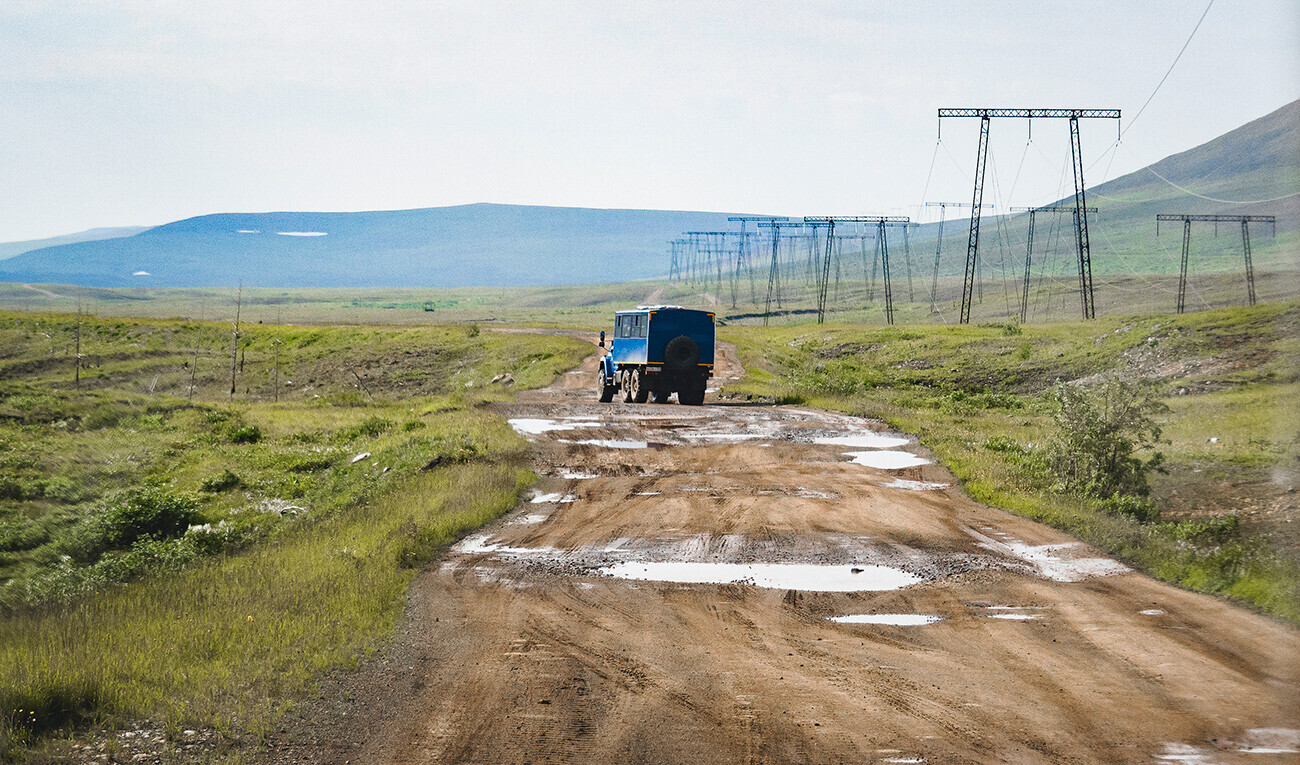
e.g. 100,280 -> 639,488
274,341 -> 1299,764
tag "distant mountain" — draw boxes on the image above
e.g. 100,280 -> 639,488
0,226 -> 152,261
1,100 -> 1294,288
0,205 -> 752,288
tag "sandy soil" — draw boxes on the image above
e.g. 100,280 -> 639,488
262,339 -> 1299,765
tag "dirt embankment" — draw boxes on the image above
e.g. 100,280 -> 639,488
261,340 -> 1299,765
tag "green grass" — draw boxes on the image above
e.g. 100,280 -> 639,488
721,300 -> 1300,624
0,311 -> 591,758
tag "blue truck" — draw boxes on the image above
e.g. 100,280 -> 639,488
598,306 -> 715,405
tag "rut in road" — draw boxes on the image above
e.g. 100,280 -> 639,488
265,339 -> 1300,765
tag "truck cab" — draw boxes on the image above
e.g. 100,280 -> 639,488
598,306 -> 715,405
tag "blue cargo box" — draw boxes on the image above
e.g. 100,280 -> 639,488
598,306 -> 715,405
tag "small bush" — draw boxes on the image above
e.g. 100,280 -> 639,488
0,518 -> 50,552
62,488 -> 200,563
1101,493 -> 1160,523
1162,514 -> 1240,545
199,469 -> 242,493
1045,375 -> 1167,499
337,416 -> 392,442
41,476 -> 86,504
227,425 -> 262,444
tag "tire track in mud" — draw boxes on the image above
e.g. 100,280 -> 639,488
263,339 -> 1300,765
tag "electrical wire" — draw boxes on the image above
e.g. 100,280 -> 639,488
1122,0 -> 1215,140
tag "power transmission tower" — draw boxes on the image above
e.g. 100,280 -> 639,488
1010,204 -> 1097,322
803,216 -> 909,324
729,217 -> 788,307
1157,214 -> 1275,313
924,201 -> 991,314
938,108 -> 1121,322
757,220 -> 802,325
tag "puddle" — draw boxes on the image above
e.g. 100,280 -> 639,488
560,471 -> 598,479
558,438 -> 650,449
986,613 -> 1041,621
813,433 -> 910,449
1154,743 -> 1216,763
508,418 -> 577,435
508,514 -> 550,525
633,491 -> 661,496
1140,608 -> 1167,616
530,492 -> 577,504
597,562 -> 920,592
967,529 -> 1131,582
844,451 -> 931,469
883,478 -> 949,491
680,433 -> 764,442
452,534 -> 556,556
829,614 -> 943,626
881,759 -> 925,764
1238,728 -> 1300,754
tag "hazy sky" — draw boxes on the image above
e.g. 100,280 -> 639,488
2,0 -> 1297,241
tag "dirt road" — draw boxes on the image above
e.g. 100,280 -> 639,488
273,341 -> 1299,764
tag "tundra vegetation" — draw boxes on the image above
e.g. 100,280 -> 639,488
0,311 -> 589,760
723,301 -> 1300,624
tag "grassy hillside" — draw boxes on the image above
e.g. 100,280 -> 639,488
721,301 -> 1300,623
0,311 -> 591,759
0,228 -> 151,262
0,204 -> 752,288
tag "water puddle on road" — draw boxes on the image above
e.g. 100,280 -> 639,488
829,614 -> 943,626
558,438 -> 650,449
966,528 -> 1131,582
597,561 -> 920,592
559,471 -> 598,479
530,492 -> 577,504
883,478 -> 950,491
508,418 -> 603,436
844,450 -> 931,469
813,433 -> 911,449
507,514 -> 550,525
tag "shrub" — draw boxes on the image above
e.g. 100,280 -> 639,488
227,425 -> 262,444
61,488 -> 200,563
1045,375 -> 1167,499
337,416 -> 392,442
199,469 -> 242,493
1162,514 -> 1240,545
1101,493 -> 1160,523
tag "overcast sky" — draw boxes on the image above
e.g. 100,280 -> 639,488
1,0 -> 1296,241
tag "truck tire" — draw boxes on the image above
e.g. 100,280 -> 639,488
621,370 -> 634,402
679,378 -> 707,406
664,335 -> 701,369
598,366 -> 616,402
631,369 -> 650,403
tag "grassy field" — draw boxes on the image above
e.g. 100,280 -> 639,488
2,261 -> 1296,330
0,311 -> 591,760
721,301 -> 1300,624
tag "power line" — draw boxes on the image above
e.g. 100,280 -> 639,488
1122,0 -> 1215,140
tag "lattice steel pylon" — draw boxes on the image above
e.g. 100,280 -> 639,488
924,201 -> 992,315
729,216 -> 789,308
938,108 -> 1121,322
1156,214 -> 1276,313
1010,205 -> 1098,322
757,220 -> 802,325
804,216 -> 910,324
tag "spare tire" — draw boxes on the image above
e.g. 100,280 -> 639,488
664,335 -> 700,369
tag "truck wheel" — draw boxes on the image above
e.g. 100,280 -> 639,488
598,366 -> 616,403
631,369 -> 650,403
621,371 -> 634,402
679,379 -> 707,406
